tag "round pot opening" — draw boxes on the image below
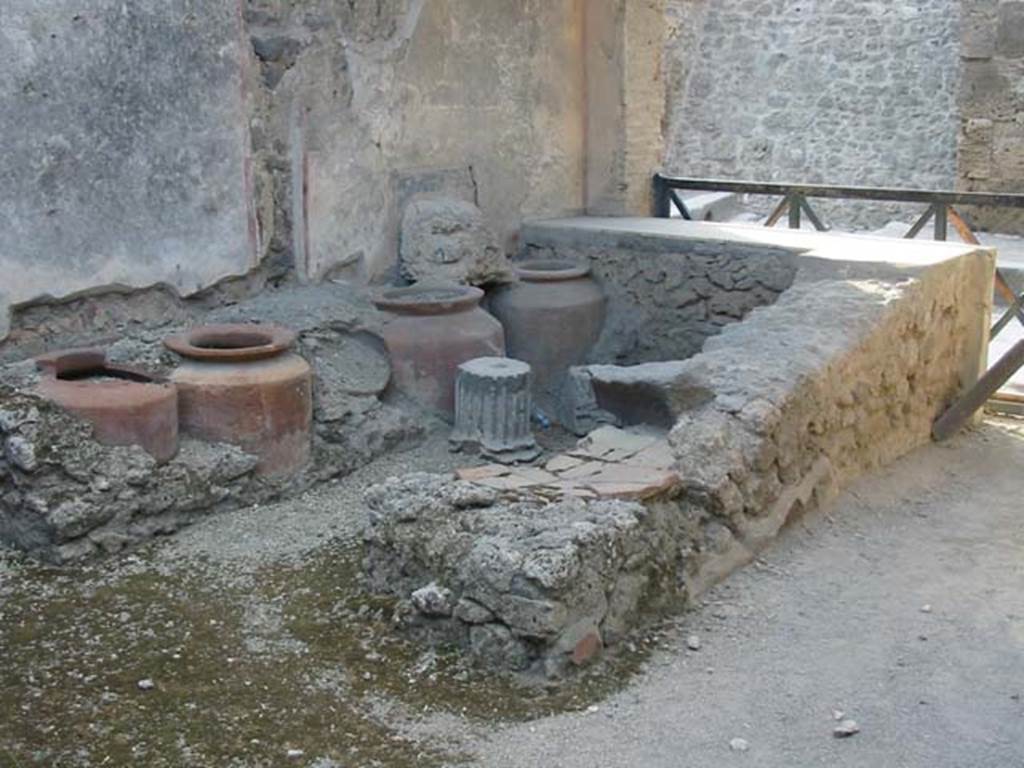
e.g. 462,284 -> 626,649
190,331 -> 275,351
164,323 -> 296,362
515,260 -> 591,282
374,284 -> 484,315
57,365 -> 155,384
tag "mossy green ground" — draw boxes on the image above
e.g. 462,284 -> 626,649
0,540 -> 657,767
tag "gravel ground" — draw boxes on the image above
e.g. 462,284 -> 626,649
1,419 -> 1021,767
470,418 -> 1024,767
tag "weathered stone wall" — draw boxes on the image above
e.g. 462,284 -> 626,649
364,473 -> 688,677
0,1 -> 589,339
585,0 -> 668,216
0,284 -> 422,562
251,0 -> 587,284
364,224 -> 995,675
957,0 -> 1024,233
0,0 -> 259,341
665,254 -> 992,580
664,0 -> 962,228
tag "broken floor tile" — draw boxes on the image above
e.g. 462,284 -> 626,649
455,464 -> 511,482
577,426 -> 660,456
509,467 -> 560,485
623,442 -> 676,470
556,461 -> 607,481
545,454 -> 584,472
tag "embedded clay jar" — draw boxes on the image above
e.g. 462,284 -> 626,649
35,348 -> 179,463
373,284 -> 506,419
488,259 -> 606,404
164,324 -> 312,478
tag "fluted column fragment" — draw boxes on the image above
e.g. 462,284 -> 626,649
450,357 -> 540,464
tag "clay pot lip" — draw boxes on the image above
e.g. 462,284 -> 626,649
164,323 -> 296,362
35,348 -> 172,389
514,259 -> 591,282
373,284 -> 484,315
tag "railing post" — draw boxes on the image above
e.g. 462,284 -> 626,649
652,174 -> 671,218
788,193 -> 802,229
933,203 -> 948,241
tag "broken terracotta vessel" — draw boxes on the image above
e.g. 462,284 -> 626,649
488,260 -> 606,407
164,323 -> 312,478
373,284 -> 505,419
35,348 -> 179,463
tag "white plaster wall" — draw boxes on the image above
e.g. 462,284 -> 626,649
0,0 -> 258,338
0,0 -> 589,337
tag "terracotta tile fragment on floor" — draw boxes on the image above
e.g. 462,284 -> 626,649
455,464 -> 510,482
510,467 -> 560,485
473,475 -> 536,491
545,454 -> 584,472
557,461 -> 607,480
623,442 -> 676,470
455,426 -> 679,503
584,481 -> 660,501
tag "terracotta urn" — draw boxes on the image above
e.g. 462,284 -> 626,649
35,348 -> 179,463
488,259 -> 606,406
164,323 -> 312,478
373,284 -> 505,420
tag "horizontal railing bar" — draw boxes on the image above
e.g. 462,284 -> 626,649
654,174 -> 1024,208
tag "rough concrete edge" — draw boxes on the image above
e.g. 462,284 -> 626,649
520,218 -> 803,260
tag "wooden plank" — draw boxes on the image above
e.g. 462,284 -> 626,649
990,391 -> 1024,404
764,197 -> 790,227
995,269 -> 1020,306
934,203 -> 948,241
933,336 -> 1024,440
788,193 -> 802,229
946,208 -> 1023,324
904,205 -> 935,239
947,205 -> 980,245
653,173 -> 1024,208
987,398 -> 1024,417
800,198 -> 829,231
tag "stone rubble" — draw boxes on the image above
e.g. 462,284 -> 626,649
399,197 -> 516,287
363,472 -> 689,676
833,719 -> 861,738
0,285 -> 423,562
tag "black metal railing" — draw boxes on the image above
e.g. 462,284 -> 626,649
652,173 -> 1024,434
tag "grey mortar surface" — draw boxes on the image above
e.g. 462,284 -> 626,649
664,0 -> 962,230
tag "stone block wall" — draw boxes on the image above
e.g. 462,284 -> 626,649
363,473 -> 689,677
957,0 -> 1024,233
664,0 -> 961,229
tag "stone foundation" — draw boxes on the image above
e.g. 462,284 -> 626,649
363,473 -> 690,677
0,284 -> 422,562
364,220 -> 995,675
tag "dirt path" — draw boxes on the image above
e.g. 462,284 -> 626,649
471,419 -> 1024,767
